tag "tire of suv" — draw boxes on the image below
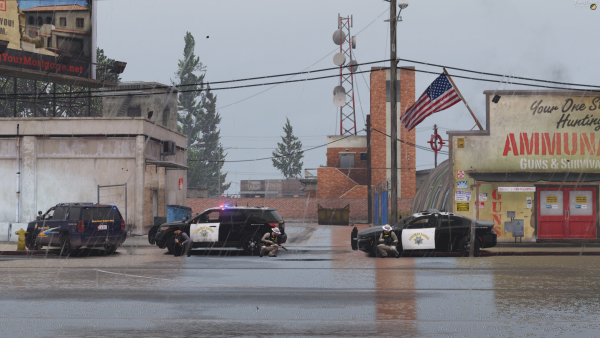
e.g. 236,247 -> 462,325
165,234 -> 176,254
458,236 -> 480,257
242,234 -> 262,255
26,233 -> 40,250
104,244 -> 118,255
59,233 -> 73,257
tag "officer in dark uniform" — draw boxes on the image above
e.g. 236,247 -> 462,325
173,229 -> 190,257
377,224 -> 400,258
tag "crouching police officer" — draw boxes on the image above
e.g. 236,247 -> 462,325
260,228 -> 282,257
173,229 -> 190,257
377,224 -> 400,258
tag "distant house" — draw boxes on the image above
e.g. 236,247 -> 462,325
22,4 -> 91,58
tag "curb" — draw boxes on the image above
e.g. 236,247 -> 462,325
0,250 -> 56,255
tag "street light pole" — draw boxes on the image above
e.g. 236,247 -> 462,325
388,0 -> 408,226
389,0 -> 398,226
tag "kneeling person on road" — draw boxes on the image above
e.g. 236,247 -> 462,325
260,228 -> 282,257
378,224 -> 399,258
173,229 -> 190,257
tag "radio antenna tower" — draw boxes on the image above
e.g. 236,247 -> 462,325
332,14 -> 357,136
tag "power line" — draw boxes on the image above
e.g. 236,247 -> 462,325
370,127 -> 449,155
397,58 -> 600,89
188,131 -> 362,163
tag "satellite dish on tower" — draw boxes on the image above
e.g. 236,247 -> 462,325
333,85 -> 346,96
332,29 -> 346,45
333,53 -> 346,66
333,92 -> 346,107
346,60 -> 358,73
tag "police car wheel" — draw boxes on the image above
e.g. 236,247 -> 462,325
458,236 -> 480,257
370,242 -> 379,257
58,234 -> 73,257
165,235 -> 176,254
242,234 -> 261,255
148,229 -> 157,245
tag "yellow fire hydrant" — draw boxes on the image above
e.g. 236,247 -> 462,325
15,229 -> 28,251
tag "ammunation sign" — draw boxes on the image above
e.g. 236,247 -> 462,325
454,94 -> 600,173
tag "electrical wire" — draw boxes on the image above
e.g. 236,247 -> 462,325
189,131 -> 362,163
370,127 -> 449,155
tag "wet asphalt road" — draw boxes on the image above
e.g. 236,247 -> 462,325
2,223 -> 600,337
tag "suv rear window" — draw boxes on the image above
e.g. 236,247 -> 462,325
82,207 -> 119,222
247,210 -> 282,223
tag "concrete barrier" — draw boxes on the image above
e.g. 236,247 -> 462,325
8,223 -> 29,242
0,223 -> 9,241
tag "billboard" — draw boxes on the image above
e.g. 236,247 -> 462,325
0,0 -> 94,79
453,93 -> 600,173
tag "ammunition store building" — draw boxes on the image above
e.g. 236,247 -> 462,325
447,90 -> 600,242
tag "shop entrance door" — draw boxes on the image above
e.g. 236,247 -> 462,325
538,188 -> 596,239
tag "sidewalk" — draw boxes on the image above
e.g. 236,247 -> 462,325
0,235 -> 153,254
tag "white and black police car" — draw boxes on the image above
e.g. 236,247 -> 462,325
154,205 -> 287,255
351,209 -> 497,256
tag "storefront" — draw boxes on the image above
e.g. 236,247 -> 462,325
449,90 -> 600,242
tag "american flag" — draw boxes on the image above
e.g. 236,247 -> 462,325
400,74 -> 462,131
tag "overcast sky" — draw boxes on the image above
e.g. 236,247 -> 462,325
97,0 -> 598,195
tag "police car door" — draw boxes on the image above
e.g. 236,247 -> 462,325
401,215 -> 437,251
190,210 -> 220,243
36,207 -> 67,246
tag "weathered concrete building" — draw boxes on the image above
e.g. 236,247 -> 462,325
0,83 -> 187,235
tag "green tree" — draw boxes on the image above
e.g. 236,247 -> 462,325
272,118 -> 303,179
174,32 -> 229,196
96,47 -> 122,83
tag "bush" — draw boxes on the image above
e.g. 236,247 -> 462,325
33,39 -> 43,48
21,36 -> 31,43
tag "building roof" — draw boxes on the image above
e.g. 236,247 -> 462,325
22,4 -> 88,12
52,28 -> 90,36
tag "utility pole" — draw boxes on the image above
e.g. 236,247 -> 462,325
367,115 -> 372,224
389,0 -> 398,226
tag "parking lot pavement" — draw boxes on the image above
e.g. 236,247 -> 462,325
2,223 -> 600,337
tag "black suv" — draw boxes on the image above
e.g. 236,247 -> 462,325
154,206 -> 287,255
25,203 -> 127,256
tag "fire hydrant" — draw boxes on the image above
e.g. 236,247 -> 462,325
14,229 -> 28,251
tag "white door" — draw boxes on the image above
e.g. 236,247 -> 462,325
190,223 -> 220,242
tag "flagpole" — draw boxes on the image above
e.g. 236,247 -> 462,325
443,68 -> 483,131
